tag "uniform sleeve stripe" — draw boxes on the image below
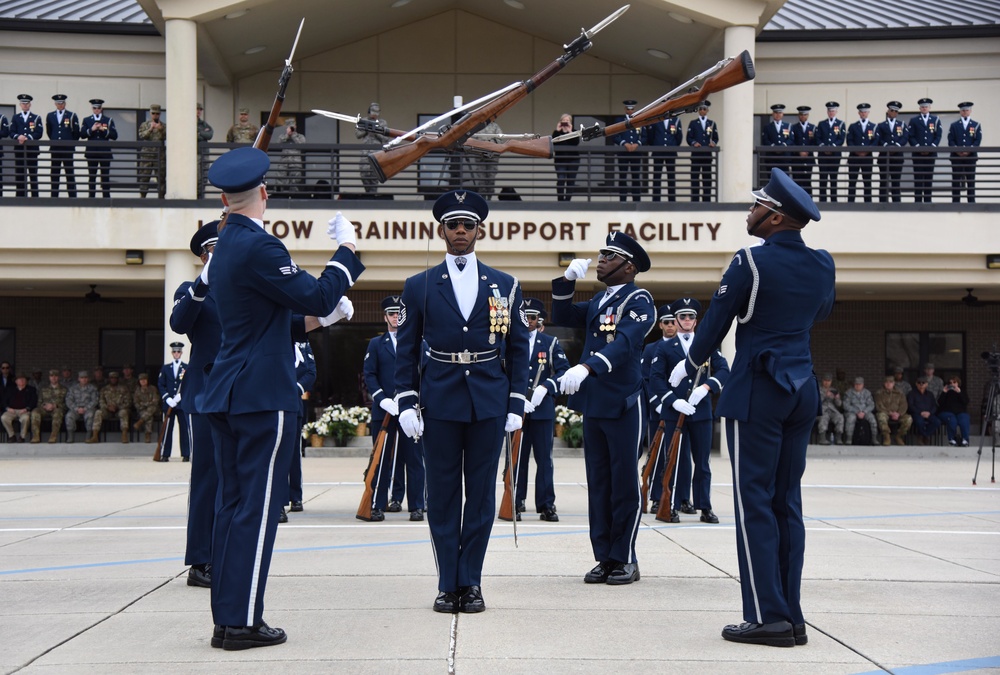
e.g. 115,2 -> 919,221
327,260 -> 354,287
709,377 -> 722,390
372,388 -> 383,398
187,286 -> 205,302
596,352 -> 612,372
510,393 -> 527,401
395,390 -> 417,402
552,292 -> 574,300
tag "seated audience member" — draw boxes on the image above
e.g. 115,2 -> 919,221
64,371 -> 99,444
923,363 -> 944,400
843,376 -> 877,445
94,371 -> 132,444
907,376 -> 942,444
892,366 -> 911,398
2,373 -> 37,442
30,369 -> 67,443
817,373 -> 844,444
132,373 -> 160,443
874,375 -> 912,446
937,376 -> 970,447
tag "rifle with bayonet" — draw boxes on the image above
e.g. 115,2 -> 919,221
366,5 -> 629,182
655,365 -> 706,523
311,109 -> 553,160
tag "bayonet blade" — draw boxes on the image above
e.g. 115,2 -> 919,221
583,4 -> 629,40
311,109 -> 361,124
286,18 -> 305,66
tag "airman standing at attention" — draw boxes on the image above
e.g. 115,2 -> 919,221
46,94 -> 80,198
30,370 -> 67,443
875,101 -> 907,203
81,99 -> 117,198
947,101 -> 981,203
226,107 -> 259,144
908,97 -> 942,203
846,103 -> 877,203
93,371 -> 132,443
790,106 -> 817,195
761,104 -> 791,176
686,101 -> 719,202
815,101 -> 845,202
10,94 -> 43,198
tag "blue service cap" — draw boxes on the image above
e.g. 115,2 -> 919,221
752,167 -> 821,225
672,297 -> 702,318
381,295 -> 402,313
601,231 -> 650,273
190,221 -> 220,256
208,147 -> 270,194
522,297 -> 547,320
432,189 -> 489,223
657,304 -> 674,321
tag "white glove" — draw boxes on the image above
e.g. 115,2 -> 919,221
505,413 -> 523,433
530,387 -> 548,408
655,404 -> 662,414
563,258 -> 592,281
327,212 -> 357,248
669,360 -> 689,388
672,399 -> 696,416
165,396 -> 178,408
378,398 -> 399,417
523,401 -> 536,415
399,408 -> 423,439
318,297 -> 354,326
559,364 -> 590,395
199,251 -> 212,286
688,386 -> 709,407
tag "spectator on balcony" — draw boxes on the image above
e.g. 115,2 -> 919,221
226,107 -> 258,144
138,104 -> 167,199
874,375 -> 912,446
615,100 -> 645,202
81,99 -> 117,198
908,98 -> 942,203
790,105 -> 817,196
760,104 -> 791,176
46,94 -> 80,198
464,120 -> 503,200
815,102 -> 845,203
196,103 -> 213,142
0,112 -> 8,196
948,101 -> 981,203
357,102 -> 389,194
274,119 -> 306,195
937,376 -> 970,447
1,373 -> 36,443
907,376 -> 942,445
846,103 -> 877,203
553,113 -> 581,202
843,376 -> 877,445
647,114 -> 683,202
686,101 -> 718,202
875,101 -> 907,203
10,94 -> 43,198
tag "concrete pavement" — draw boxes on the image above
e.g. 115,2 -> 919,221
1,446 -> 998,674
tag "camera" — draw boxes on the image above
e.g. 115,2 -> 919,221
983,349 -> 1000,372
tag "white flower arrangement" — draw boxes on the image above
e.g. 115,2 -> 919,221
555,405 -> 582,427
302,404 -> 371,439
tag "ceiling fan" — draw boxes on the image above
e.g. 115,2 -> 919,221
961,288 -> 1000,308
84,284 -> 122,304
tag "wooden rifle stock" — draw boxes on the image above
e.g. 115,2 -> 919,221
655,414 -> 686,522
498,428 -> 523,522
152,407 -> 171,462
640,420 -> 666,513
356,412 -> 393,521
368,119 -> 553,160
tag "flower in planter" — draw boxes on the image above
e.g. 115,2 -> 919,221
555,405 -> 584,448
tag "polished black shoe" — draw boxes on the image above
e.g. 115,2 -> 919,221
222,622 -> 287,651
289,501 -> 303,512
666,509 -> 680,523
278,507 -> 288,523
650,501 -> 659,513
606,562 -> 640,585
515,501 -> 526,514
386,500 -> 402,513
700,509 -> 719,524
157,457 -> 170,462
433,591 -> 460,614
539,507 -> 559,522
679,500 -> 697,515
369,509 -> 385,522
584,561 -> 615,584
182,456 -> 190,462
794,623 -> 807,646
458,585 -> 486,613
211,625 -> 224,648
187,564 -> 211,588
409,510 -> 424,521
721,621 -> 794,648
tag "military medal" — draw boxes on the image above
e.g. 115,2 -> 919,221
489,333 -> 496,345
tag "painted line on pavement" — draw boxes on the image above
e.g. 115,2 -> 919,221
852,654 -> 1000,674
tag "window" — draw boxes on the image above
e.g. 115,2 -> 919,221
100,328 -> 164,377
886,331 -> 964,383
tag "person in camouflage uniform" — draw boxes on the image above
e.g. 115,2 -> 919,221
226,107 -> 258,144
817,373 -> 844,445
462,120 -> 503,199
874,375 -> 912,446
843,376 -> 877,445
93,371 -> 132,443
137,104 -> 167,198
132,372 -> 160,443
59,366 -> 75,391
274,119 -> 306,194
30,369 -> 66,443
891,366 -> 911,398
64,371 -> 99,443
356,102 -> 389,193
120,363 -> 138,395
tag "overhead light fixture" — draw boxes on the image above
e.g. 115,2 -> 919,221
668,12 -> 693,24
225,9 -> 249,19
504,0 -> 526,9
987,254 -> 1000,269
244,46 -> 266,55
390,0 -> 412,7
647,48 -> 671,60
125,250 -> 144,265
558,252 -> 575,268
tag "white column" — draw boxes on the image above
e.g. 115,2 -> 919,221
163,250 -> 194,359
165,19 -> 198,199
720,25 -> 756,202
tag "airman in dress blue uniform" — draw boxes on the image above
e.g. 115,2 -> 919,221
552,232 -> 656,586
157,342 -> 190,461
615,100 -> 646,202
200,147 -> 364,649
0,112 -> 8,196
947,101 -> 982,203
790,106 -> 817,195
649,298 -> 729,524
686,101 -> 718,202
669,167 -> 835,648
394,189 -> 529,615
908,98 -> 942,203
815,102 -> 845,202
286,338 -> 316,519
646,115 -> 684,202
10,94 -> 43,198
363,295 -> 426,521
515,298 -> 569,521
169,222 -> 221,588
642,304 -> 675,511
761,104 -> 791,176
875,101 -> 907,203
80,99 -> 117,198
46,94 -> 80,198
846,103 -> 878,203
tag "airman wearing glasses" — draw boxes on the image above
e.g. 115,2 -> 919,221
394,189 -> 529,615
157,342 -> 189,461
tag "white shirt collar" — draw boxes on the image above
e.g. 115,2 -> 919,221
250,217 -> 265,230
445,251 -> 477,276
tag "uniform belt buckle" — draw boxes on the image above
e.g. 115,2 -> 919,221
456,350 -> 472,365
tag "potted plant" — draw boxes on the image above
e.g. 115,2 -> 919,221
555,405 -> 584,448
303,404 -> 365,446
348,405 -> 372,437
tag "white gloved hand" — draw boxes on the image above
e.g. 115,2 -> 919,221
505,413 -> 523,433
318,297 -> 354,326
672,398 -> 696,416
327,212 -> 357,248
563,258 -> 592,281
166,396 -> 177,408
668,360 -> 688,388
688,385 -> 709,407
530,387 -> 548,408
523,401 -> 536,415
378,398 -> 399,417
655,404 -> 662,414
199,251 -> 212,286
559,364 -> 590,395
399,408 -> 423,439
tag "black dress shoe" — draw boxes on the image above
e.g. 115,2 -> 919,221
700,509 -> 719,524
433,591 -> 460,614
409,510 -> 424,521
222,622 -> 287,651
650,501 -> 659,512
278,507 -> 288,523
679,500 -> 697,515
187,564 -> 211,588
515,501 -> 526,514
289,501 -> 303,512
665,509 -> 680,523
157,457 -> 169,462
794,623 -> 807,646
458,585 -> 486,613
539,507 -> 559,522
182,456 -> 190,462
606,562 -> 640,585
211,625 -> 224,648
721,621 -> 794,648
386,500 -> 402,513
584,561 -> 615,584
